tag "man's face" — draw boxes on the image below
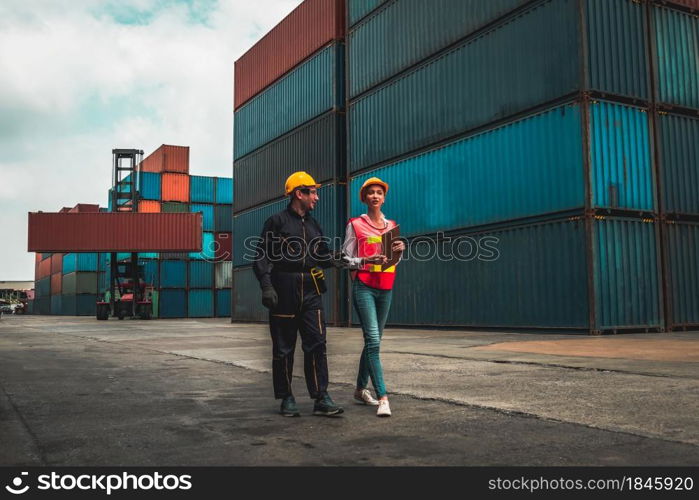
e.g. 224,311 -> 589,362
296,187 -> 319,211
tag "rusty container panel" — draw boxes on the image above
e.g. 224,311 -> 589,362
234,0 -> 345,110
140,145 -> 190,174
50,273 -> 62,295
27,212 -> 202,252
161,173 -> 190,202
138,200 -> 162,213
663,0 -> 699,10
50,253 -> 63,275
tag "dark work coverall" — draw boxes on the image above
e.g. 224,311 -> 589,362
253,205 -> 335,400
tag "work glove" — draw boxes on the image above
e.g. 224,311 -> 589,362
261,286 -> 278,310
330,250 -> 351,269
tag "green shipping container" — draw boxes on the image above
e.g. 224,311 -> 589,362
62,272 -> 98,295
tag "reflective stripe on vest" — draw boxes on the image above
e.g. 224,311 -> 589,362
350,215 -> 397,291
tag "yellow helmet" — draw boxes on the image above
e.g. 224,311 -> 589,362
359,177 -> 389,201
285,171 -> 320,196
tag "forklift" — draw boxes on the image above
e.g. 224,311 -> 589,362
96,149 -> 153,321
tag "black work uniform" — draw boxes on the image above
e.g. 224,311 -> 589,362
253,205 -> 335,400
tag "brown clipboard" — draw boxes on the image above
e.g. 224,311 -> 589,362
381,225 -> 401,271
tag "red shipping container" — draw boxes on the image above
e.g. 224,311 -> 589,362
214,232 -> 232,261
35,253 -> 41,264
234,0 -> 345,110
50,273 -> 62,295
68,204 -> 99,213
138,200 -> 161,213
50,253 -> 63,274
37,258 -> 51,279
161,173 -> 190,202
27,212 -> 202,252
140,145 -> 189,174
663,0 -> 699,10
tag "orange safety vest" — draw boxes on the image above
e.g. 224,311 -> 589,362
350,215 -> 398,291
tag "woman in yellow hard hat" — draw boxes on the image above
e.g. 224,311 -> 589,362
342,177 -> 404,417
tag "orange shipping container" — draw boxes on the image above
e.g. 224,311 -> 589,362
51,273 -> 62,295
35,253 -> 41,264
138,200 -> 162,213
50,253 -> 63,274
234,0 -> 345,110
68,204 -> 99,213
37,258 -> 51,279
141,145 -> 189,174
161,173 -> 190,202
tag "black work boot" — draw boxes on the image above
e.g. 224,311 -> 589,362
280,395 -> 300,417
313,393 -> 344,417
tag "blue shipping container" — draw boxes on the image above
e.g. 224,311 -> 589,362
51,295 -> 62,315
653,5 -> 699,110
189,261 -> 214,288
234,43 -> 344,160
348,0 -> 649,172
160,260 -> 187,288
63,253 -> 98,274
190,204 -> 215,232
215,205 -> 233,232
215,177 -> 233,204
139,172 -> 161,200
216,289 -> 231,317
190,232 -> 216,260
664,221 -> 699,328
348,0 -> 385,26
188,289 -> 214,318
160,289 -> 187,318
658,112 -> 699,215
350,101 -> 653,237
190,176 -> 216,203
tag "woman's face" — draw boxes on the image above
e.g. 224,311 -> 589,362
364,185 -> 385,209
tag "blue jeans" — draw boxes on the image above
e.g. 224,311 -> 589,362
353,279 -> 393,398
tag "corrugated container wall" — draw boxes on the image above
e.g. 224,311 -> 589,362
347,0 -> 532,98
348,0 -> 649,172
216,289 -> 231,317
190,232 -> 216,260
350,100 -> 653,236
215,262 -> 233,289
664,221 -> 699,328
215,178 -> 233,204
160,260 -> 187,288
190,204 -> 214,232
139,172 -> 161,200
162,202 -> 189,213
234,43 -> 344,160
662,0 -> 699,10
653,5 -> 699,110
140,145 -> 190,174
50,273 -> 62,295
657,112 -> 699,215
234,111 -> 344,212
234,0 -> 345,109
214,205 -> 233,232
189,261 -> 214,288
190,176 -> 216,203
347,0 -> 385,26
28,213 -> 202,253
161,173 -> 190,202
139,200 -> 161,213
159,289 -> 187,318
233,184 -> 345,267
188,289 -> 214,317
214,233 -> 232,261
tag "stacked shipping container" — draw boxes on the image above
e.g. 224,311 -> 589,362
232,0 -> 347,324
105,145 -> 233,319
341,0 -> 698,332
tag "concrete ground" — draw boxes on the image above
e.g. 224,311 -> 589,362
0,315 -> 698,466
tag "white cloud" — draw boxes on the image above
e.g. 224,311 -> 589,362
0,0 -> 301,280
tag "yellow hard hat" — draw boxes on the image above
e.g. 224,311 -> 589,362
285,171 -> 320,196
359,177 -> 389,201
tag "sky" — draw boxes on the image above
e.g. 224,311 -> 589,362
0,0 -> 301,281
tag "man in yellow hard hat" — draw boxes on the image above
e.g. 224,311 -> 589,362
253,171 -> 343,417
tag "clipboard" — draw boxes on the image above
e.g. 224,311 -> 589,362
381,225 -> 401,271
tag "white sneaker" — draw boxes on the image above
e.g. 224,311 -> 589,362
354,388 -> 379,406
377,399 -> 391,417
